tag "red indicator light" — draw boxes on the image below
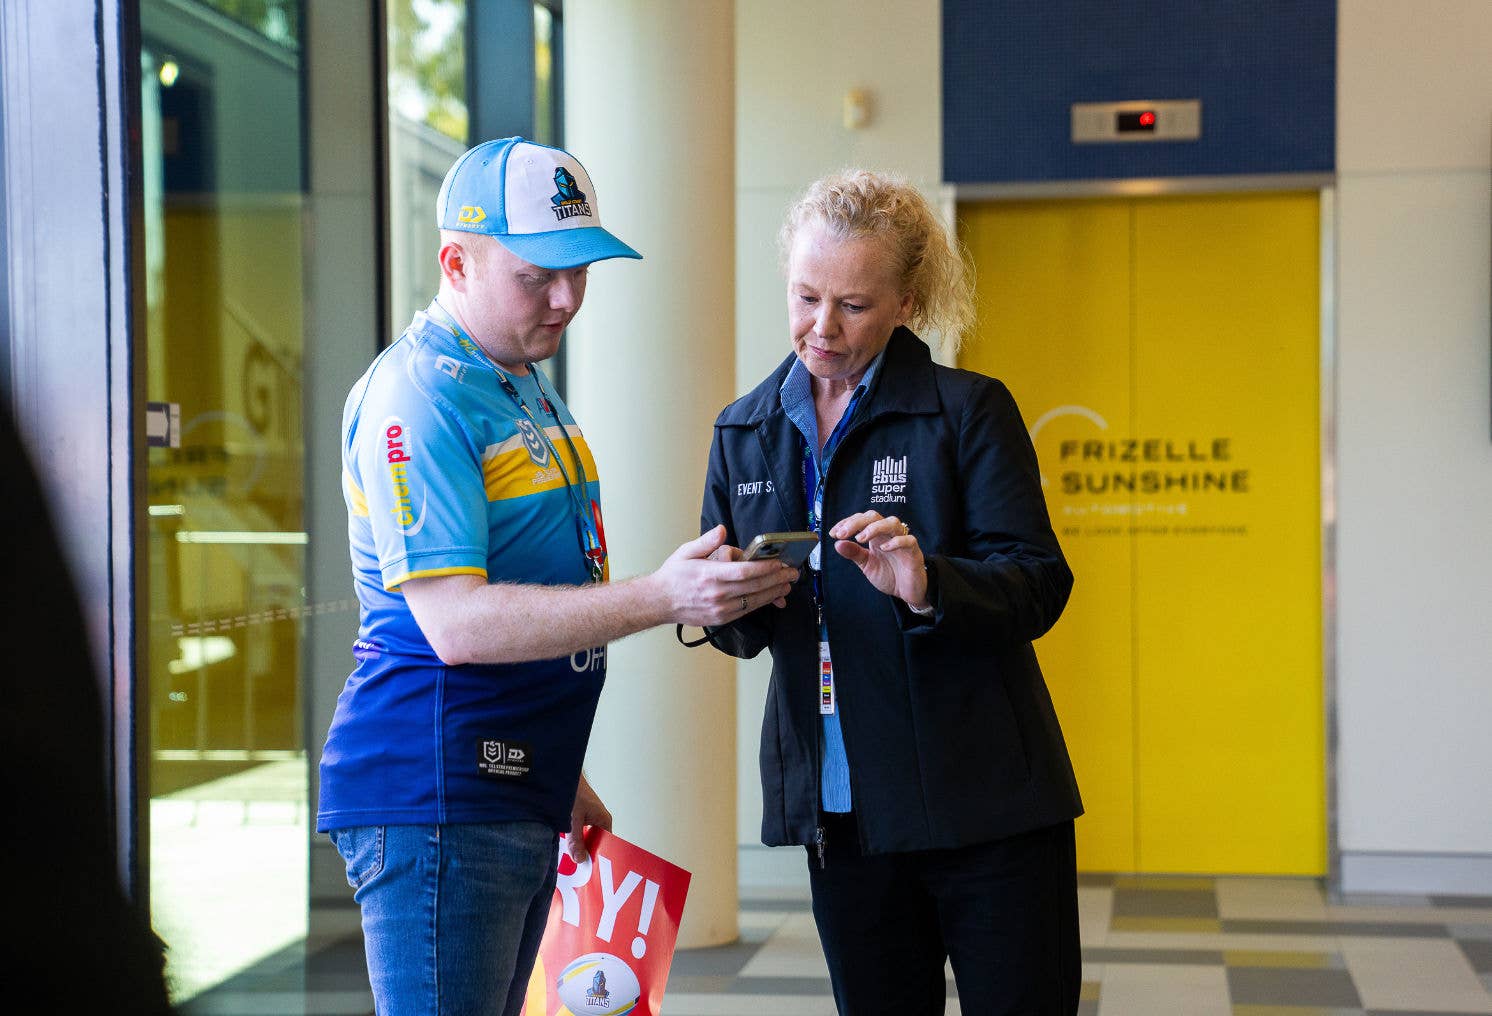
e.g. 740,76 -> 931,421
1139,111 -> 1157,127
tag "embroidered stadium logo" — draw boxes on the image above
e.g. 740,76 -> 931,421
870,454 -> 908,505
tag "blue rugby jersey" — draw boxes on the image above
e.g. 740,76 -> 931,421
317,302 -> 608,833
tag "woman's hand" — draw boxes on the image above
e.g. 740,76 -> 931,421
830,511 -> 929,609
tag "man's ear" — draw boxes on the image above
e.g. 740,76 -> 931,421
438,242 -> 467,291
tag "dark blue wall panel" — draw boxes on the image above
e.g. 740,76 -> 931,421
942,0 -> 1336,183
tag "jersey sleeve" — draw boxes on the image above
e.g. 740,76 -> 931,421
352,380 -> 489,591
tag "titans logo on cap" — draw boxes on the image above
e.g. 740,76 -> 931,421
551,167 -> 593,222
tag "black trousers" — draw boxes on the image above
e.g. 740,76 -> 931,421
806,813 -> 1080,1016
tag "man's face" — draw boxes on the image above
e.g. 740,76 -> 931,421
446,236 -> 589,369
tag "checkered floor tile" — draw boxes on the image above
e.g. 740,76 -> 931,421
178,877 -> 1492,1015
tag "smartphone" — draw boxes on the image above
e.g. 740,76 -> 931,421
742,530 -> 819,568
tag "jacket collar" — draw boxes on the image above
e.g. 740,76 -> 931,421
725,326 -> 941,428
725,328 -> 941,529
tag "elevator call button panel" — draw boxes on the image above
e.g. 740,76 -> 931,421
1071,100 -> 1202,143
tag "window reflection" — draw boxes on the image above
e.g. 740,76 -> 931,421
191,0 -> 300,47
388,0 -> 468,332
132,0 -> 570,1005
141,0 -> 308,1000
534,3 -> 556,146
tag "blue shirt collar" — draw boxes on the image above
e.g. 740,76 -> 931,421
779,346 -> 886,459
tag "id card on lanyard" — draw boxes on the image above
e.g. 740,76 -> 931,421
809,475 -> 837,715
802,379 -> 867,717
805,455 -> 835,715
819,640 -> 835,715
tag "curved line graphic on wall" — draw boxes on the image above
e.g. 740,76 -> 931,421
1028,404 -> 1108,488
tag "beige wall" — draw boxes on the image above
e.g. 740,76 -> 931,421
733,1 -> 943,862
1335,0 -> 1492,890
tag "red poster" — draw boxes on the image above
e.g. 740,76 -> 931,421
521,828 -> 692,1016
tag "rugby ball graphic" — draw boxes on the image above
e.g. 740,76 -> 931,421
555,952 -> 641,1015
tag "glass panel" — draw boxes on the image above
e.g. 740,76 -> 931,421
140,0 -> 308,1001
0,85 -> 8,403
388,0 -> 468,334
533,3 -> 556,146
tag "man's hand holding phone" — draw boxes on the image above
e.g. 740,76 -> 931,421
741,531 -> 819,568
704,530 -> 818,608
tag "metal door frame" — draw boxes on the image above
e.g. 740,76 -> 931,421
0,0 -> 148,899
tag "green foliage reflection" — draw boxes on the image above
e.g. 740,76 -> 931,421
193,0 -> 300,49
390,0 -> 468,143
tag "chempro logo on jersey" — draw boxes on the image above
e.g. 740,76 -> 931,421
381,416 -> 427,534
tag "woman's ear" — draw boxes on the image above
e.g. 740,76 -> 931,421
896,290 -> 915,328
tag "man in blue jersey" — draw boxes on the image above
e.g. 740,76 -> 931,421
319,137 -> 795,1016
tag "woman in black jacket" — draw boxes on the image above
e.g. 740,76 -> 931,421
698,170 -> 1083,1015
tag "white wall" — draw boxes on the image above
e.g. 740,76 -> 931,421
733,0 -> 943,865
1335,0 -> 1492,892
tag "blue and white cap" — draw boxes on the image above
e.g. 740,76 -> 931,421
436,137 -> 642,269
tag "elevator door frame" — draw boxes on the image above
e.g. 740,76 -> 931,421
951,173 -> 1340,894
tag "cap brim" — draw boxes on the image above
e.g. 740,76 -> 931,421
494,226 -> 642,270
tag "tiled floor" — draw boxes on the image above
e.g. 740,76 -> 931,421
180,876 -> 1492,1015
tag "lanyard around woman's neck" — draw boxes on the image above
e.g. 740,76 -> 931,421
427,303 -> 605,583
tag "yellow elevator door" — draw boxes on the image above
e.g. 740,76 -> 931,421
959,193 -> 1324,875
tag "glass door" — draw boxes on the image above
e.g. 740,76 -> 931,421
140,0 -> 309,1001
133,0 -> 569,1008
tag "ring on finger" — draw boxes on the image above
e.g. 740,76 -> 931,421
740,594 -> 749,612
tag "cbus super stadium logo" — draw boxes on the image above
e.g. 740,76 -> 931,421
382,416 -> 427,534
555,952 -> 640,1014
870,454 -> 909,505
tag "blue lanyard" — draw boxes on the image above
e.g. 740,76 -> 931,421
426,305 -> 606,583
801,387 -> 868,625
804,453 -> 828,627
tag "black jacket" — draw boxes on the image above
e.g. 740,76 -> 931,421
701,328 -> 1082,854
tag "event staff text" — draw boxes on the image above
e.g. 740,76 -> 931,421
1057,438 -> 1249,495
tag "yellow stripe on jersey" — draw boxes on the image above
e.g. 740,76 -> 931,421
344,469 -> 370,517
481,425 -> 599,503
385,565 -> 488,592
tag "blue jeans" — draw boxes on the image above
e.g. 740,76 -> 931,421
331,823 -> 559,1016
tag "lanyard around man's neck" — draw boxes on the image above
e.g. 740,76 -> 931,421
426,303 -> 605,583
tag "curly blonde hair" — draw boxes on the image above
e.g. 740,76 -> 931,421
779,170 -> 975,356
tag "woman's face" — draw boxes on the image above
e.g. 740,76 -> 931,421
787,221 -> 913,387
